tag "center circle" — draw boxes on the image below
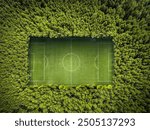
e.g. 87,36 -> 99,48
62,53 -> 80,72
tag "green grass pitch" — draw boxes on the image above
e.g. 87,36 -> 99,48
29,38 -> 113,85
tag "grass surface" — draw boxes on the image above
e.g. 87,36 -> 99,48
29,38 -> 113,85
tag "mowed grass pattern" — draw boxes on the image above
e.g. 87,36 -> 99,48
29,38 -> 113,85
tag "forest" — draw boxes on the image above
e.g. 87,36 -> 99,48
0,0 -> 149,112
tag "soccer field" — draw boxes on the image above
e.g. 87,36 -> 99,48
29,37 -> 113,85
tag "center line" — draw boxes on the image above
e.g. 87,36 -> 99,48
107,47 -> 109,82
71,40 -> 73,85
97,40 -> 100,83
43,44 -> 45,81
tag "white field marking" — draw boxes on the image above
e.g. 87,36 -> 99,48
71,40 -> 73,85
94,43 -> 101,82
94,55 -> 99,70
44,55 -> 48,68
43,45 -> 45,81
98,42 -> 100,82
31,53 -> 41,82
107,47 -> 109,82
108,52 -> 113,72
62,53 -> 80,72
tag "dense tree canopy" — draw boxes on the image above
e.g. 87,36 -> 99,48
0,0 -> 150,112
